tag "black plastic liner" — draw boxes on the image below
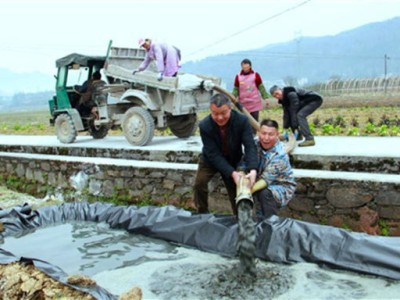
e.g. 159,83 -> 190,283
1,202 -> 400,298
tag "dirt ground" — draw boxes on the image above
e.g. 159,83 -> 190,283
0,262 -> 95,299
0,262 -> 144,300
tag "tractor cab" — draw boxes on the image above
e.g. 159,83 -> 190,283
51,53 -> 106,113
48,53 -> 109,143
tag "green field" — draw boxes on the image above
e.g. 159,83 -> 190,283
0,96 -> 399,137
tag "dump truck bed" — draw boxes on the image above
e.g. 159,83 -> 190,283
104,46 -> 220,91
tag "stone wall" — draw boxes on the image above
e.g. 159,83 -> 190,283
283,179 -> 400,235
1,144 -> 399,174
0,153 -> 399,236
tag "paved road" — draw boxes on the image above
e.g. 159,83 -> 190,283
1,134 -> 400,158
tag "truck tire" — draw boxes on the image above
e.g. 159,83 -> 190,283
167,114 -> 198,138
122,107 -> 154,146
55,113 -> 77,144
89,117 -> 109,139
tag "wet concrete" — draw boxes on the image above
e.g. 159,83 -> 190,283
1,135 -> 399,174
1,135 -> 399,158
237,200 -> 256,275
149,262 -> 293,300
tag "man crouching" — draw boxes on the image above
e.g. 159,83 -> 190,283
252,119 -> 297,217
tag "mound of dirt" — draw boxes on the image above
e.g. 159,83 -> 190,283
0,262 -> 144,300
0,262 -> 95,300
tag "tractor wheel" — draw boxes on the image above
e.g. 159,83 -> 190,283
89,116 -> 109,139
55,113 -> 77,144
122,107 -> 155,146
167,113 -> 198,138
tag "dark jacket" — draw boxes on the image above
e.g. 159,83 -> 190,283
279,87 -> 323,129
75,79 -> 106,105
199,110 -> 258,178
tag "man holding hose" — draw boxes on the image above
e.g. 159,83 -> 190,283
193,93 -> 258,215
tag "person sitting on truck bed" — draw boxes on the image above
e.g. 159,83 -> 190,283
74,71 -> 105,118
132,38 -> 181,81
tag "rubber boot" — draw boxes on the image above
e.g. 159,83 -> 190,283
296,133 -> 304,141
299,139 -> 315,147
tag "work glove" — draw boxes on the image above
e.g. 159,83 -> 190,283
157,72 -> 163,81
283,131 -> 289,141
251,179 -> 267,193
132,69 -> 139,75
293,129 -> 299,140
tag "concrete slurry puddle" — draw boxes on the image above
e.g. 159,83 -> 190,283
1,221 -> 400,299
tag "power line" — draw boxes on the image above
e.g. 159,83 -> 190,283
187,0 -> 312,57
193,51 -> 400,61
0,44 -> 108,58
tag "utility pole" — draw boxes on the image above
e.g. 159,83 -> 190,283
384,54 -> 390,94
294,31 -> 302,85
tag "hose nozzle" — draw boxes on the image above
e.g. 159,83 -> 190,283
235,171 -> 254,206
201,80 -> 215,91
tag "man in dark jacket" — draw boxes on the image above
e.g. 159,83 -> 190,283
269,85 -> 323,147
193,93 -> 258,215
74,71 -> 105,118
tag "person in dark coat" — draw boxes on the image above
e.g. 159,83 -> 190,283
193,93 -> 258,215
269,85 -> 323,147
74,70 -> 105,118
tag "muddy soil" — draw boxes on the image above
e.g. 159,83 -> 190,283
0,262 -> 95,299
0,262 -> 143,300
0,185 -> 63,210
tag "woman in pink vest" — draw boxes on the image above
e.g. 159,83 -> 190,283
232,58 -> 269,122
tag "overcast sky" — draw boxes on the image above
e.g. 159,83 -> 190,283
1,0 -> 399,75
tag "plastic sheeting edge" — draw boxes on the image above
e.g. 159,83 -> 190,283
1,201 -> 400,294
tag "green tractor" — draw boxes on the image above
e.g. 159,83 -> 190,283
48,53 -> 109,143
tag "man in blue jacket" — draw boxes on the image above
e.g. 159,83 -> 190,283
251,119 -> 296,217
193,93 -> 258,215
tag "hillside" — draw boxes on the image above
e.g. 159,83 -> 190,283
181,17 -> 400,89
0,68 -> 54,95
0,91 -> 52,112
1,17 -> 399,112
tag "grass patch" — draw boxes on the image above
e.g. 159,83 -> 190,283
1,96 -> 399,137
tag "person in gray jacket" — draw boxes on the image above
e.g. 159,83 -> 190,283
269,85 -> 323,147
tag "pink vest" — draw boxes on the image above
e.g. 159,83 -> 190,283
238,72 -> 262,112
